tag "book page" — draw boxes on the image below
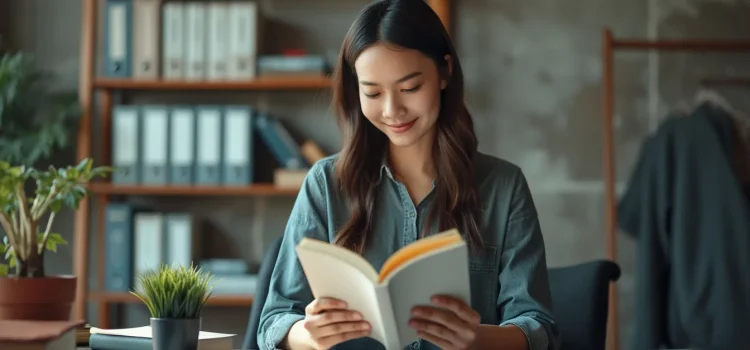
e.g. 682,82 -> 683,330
296,242 -> 388,345
384,243 -> 472,348
379,229 -> 461,282
89,326 -> 235,340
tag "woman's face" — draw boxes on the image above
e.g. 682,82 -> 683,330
354,43 -> 448,149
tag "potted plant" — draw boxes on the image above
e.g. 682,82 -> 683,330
0,43 -> 80,166
131,263 -> 214,350
0,158 -> 111,320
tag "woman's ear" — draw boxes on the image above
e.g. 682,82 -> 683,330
441,54 -> 453,89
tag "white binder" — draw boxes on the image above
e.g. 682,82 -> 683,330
196,107 -> 222,185
169,107 -> 196,185
112,106 -> 140,184
165,214 -> 196,268
162,2 -> 184,80
141,106 -> 169,185
131,0 -> 160,79
133,213 -> 164,289
228,2 -> 258,80
222,106 -> 253,185
207,2 -> 229,81
185,2 -> 207,80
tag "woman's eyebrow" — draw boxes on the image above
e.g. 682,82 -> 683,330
359,71 -> 423,86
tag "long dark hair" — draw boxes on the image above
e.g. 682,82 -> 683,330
331,0 -> 482,255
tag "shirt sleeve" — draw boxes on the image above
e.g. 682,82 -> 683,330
497,168 -> 561,350
257,162 -> 331,350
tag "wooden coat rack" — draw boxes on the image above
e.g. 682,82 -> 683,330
601,27 -> 750,350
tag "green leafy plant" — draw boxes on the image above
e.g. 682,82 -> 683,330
0,44 -> 80,166
0,158 -> 112,277
131,264 -> 215,319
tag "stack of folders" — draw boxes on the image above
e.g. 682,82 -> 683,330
104,0 -> 259,81
103,203 -> 260,295
103,204 -> 201,292
102,0 -> 328,81
111,104 -> 313,187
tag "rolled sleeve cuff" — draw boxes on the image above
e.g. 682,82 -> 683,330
499,315 -> 549,350
262,313 -> 306,350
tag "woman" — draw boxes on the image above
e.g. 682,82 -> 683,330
258,0 -> 559,349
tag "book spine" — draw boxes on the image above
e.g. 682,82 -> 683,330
374,285 -> 401,349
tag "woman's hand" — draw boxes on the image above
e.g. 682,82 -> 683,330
288,297 -> 371,350
409,295 -> 481,350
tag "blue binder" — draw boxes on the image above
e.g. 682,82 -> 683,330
103,0 -> 133,77
254,113 -> 307,169
104,203 -> 134,291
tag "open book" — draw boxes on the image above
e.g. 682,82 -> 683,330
295,228 -> 471,349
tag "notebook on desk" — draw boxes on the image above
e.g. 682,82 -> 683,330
88,326 -> 235,350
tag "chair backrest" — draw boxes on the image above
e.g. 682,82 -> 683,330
241,236 -> 284,350
547,259 -> 621,350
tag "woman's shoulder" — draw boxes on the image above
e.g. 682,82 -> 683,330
301,153 -> 341,194
473,151 -> 537,221
473,151 -> 526,188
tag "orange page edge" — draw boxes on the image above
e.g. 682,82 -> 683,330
378,230 -> 462,283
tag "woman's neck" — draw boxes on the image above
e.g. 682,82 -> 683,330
387,133 -> 436,184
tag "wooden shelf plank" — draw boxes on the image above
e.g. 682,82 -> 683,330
90,292 -> 253,307
93,76 -> 332,91
87,183 -> 299,196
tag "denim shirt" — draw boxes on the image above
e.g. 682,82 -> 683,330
258,152 -> 560,350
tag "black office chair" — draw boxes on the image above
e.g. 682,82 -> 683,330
547,260 -> 621,350
242,236 -> 284,350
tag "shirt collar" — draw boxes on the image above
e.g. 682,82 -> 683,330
377,152 -> 396,185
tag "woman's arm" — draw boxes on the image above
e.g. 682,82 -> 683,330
475,324 -> 529,350
492,168 -> 561,350
257,162 -> 330,350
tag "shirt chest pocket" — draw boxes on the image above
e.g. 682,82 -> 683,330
468,245 -> 498,323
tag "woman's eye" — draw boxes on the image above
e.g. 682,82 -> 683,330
364,92 -> 381,98
402,85 -> 422,93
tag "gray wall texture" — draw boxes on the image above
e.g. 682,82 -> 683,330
5,0 -> 750,348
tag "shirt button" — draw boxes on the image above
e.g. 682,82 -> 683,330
408,212 -> 416,218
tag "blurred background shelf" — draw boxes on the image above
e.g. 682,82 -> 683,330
90,292 -> 254,307
87,183 -> 300,196
93,76 -> 332,91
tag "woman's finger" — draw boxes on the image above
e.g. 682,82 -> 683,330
306,297 -> 348,315
430,295 -> 481,324
309,310 -> 362,328
412,305 -> 468,332
409,318 -> 459,347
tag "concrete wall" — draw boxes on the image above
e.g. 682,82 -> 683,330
5,0 -> 750,348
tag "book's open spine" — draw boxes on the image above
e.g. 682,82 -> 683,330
374,284 -> 401,349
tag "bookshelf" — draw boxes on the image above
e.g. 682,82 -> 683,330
93,76 -> 332,91
87,183 -> 300,197
74,0 -> 453,330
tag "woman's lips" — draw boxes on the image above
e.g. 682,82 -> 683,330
386,119 -> 417,134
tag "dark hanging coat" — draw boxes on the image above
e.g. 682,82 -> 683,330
618,102 -> 750,350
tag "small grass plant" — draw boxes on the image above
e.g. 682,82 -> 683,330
130,263 -> 215,319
